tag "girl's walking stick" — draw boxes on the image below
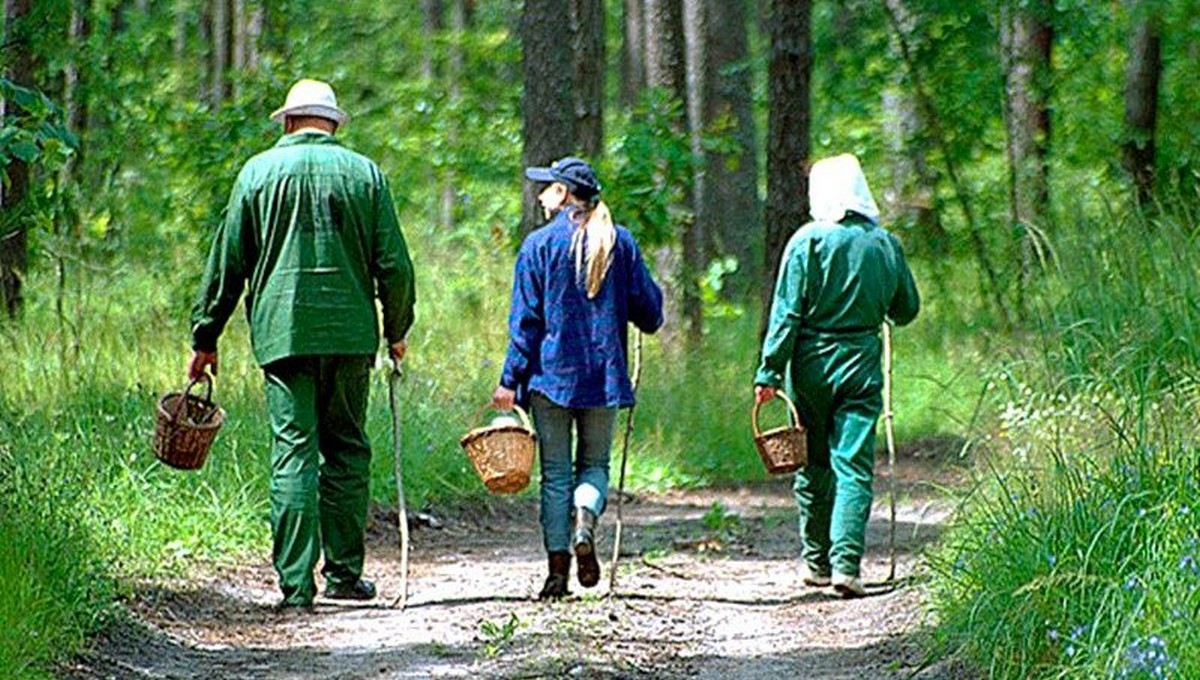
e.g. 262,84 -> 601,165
388,360 -> 410,609
607,332 -> 643,595
882,322 -> 898,583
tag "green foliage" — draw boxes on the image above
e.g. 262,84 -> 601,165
928,201 -> 1200,677
477,611 -> 521,658
813,0 -> 1200,323
601,88 -> 694,248
0,77 -> 77,255
699,257 -> 744,320
702,501 -> 743,535
0,79 -> 76,171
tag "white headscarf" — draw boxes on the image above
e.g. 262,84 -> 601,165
808,153 -> 880,224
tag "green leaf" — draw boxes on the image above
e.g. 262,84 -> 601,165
0,78 -> 50,116
38,122 -> 79,150
9,139 -> 40,163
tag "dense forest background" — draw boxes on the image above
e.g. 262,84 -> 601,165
2,1 -> 1199,678
4,0 -> 1197,329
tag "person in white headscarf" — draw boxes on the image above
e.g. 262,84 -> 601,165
753,153 -> 920,598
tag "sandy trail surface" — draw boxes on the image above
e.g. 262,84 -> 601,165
64,442 -> 969,679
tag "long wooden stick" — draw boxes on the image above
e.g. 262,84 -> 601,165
607,332 -> 643,596
882,323 -> 898,583
388,362 -> 410,609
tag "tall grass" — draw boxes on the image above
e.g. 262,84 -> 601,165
927,200 -> 1200,678
0,439 -> 112,679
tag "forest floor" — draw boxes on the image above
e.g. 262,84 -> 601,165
62,437 -> 972,679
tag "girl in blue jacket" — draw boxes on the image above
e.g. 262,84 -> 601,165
492,157 -> 664,599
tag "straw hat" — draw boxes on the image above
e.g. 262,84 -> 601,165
269,79 -> 349,126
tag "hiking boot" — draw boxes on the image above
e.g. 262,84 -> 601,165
800,564 -> 831,587
832,572 -> 866,598
573,507 -> 600,588
324,579 -> 377,601
538,551 -> 571,600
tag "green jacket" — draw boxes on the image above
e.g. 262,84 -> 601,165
755,215 -> 919,390
191,132 -> 415,365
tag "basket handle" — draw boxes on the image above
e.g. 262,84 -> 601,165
751,390 -> 802,437
472,402 -> 533,432
173,373 -> 214,423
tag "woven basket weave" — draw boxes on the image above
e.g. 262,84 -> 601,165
154,375 -> 225,471
459,404 -> 536,494
752,391 -> 807,474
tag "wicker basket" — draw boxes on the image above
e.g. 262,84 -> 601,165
752,391 -> 807,474
154,375 -> 225,470
459,404 -> 537,494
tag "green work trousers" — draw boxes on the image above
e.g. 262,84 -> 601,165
263,355 -> 373,606
788,336 -> 883,578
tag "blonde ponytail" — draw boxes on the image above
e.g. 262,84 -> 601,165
570,200 -> 616,299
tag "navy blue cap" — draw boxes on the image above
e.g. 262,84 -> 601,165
525,156 -> 601,199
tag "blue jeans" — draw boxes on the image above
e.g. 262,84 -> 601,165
530,392 -> 618,553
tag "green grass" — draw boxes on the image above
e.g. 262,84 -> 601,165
929,415 -> 1200,678
926,200 -> 1200,678
0,413 -> 113,679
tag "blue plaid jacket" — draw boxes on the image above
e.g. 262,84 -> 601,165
500,209 -> 663,408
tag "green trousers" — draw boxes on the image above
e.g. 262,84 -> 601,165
263,355 -> 373,606
788,336 -> 883,578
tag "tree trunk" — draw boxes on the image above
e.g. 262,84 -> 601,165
690,0 -> 759,289
1122,1 -> 1161,206
646,0 -> 702,344
421,0 -> 444,80
521,0 -> 576,235
439,0 -> 468,232
448,0 -> 467,98
760,0 -> 811,339
620,0 -> 646,108
572,0 -> 604,159
63,0 -> 91,177
232,0 -> 245,97
233,0 -> 245,72
881,87 -> 944,246
880,0 -> 944,255
208,0 -> 231,107
198,1 -> 211,101
684,0 -> 705,246
232,0 -> 262,87
1000,0 -> 1053,319
644,0 -> 687,95
1,0 -> 33,319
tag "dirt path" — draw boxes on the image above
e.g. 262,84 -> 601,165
63,442 -> 966,679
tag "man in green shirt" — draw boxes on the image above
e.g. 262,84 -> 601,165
754,153 -> 919,598
188,79 -> 415,609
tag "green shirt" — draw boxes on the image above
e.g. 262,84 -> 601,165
191,132 -> 415,366
755,216 -> 919,388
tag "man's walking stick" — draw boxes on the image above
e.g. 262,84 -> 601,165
388,360 -> 410,609
607,332 -> 643,595
882,322 -> 898,583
